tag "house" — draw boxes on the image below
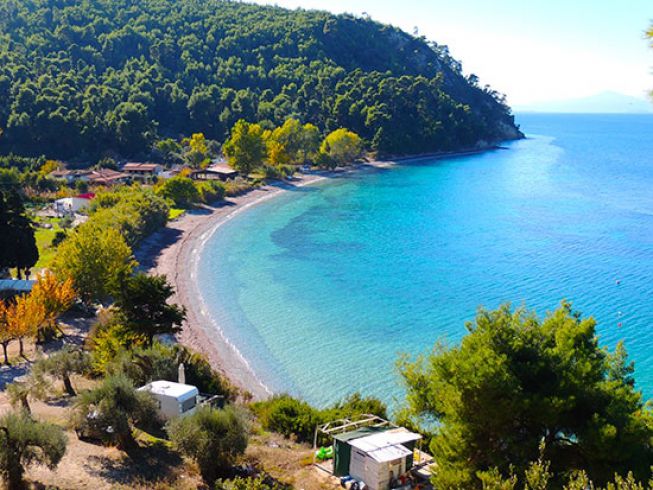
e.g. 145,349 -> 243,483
137,380 -> 199,421
49,169 -> 92,183
86,168 -> 130,186
122,163 -> 164,181
53,195 -> 93,215
190,163 -> 239,182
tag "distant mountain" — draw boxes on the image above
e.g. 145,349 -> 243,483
0,0 -> 522,161
516,91 -> 653,114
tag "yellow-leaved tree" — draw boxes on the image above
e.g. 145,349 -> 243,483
6,294 -> 45,356
30,271 -> 76,340
0,302 -> 16,364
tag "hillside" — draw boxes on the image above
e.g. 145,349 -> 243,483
0,0 -> 522,161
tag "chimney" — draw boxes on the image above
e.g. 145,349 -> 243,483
178,363 -> 186,385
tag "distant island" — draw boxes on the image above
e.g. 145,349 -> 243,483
516,91 -> 653,114
0,0 -> 522,163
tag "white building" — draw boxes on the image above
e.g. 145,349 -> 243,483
347,429 -> 422,490
137,380 -> 199,421
53,196 -> 92,215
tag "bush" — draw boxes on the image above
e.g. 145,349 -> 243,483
88,314 -> 147,374
215,476 -> 291,490
0,411 -> 67,489
196,180 -> 226,203
108,341 -> 238,401
252,393 -> 388,443
155,176 -> 200,208
73,374 -> 158,449
167,406 -> 248,484
252,395 -> 321,443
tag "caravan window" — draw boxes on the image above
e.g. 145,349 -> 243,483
180,396 -> 197,413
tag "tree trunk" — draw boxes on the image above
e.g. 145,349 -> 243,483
2,342 -> 9,365
20,395 -> 30,415
117,430 -> 136,451
18,338 -> 24,358
62,375 -> 76,396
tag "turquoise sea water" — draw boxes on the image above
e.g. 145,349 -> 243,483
198,114 -> 653,407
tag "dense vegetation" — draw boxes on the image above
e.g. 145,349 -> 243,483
398,303 -> 653,488
0,0 -> 521,162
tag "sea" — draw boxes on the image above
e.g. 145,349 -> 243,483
197,113 -> 653,408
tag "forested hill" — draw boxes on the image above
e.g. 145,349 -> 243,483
0,0 -> 523,161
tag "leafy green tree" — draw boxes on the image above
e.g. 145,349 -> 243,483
52,225 -> 136,303
33,346 -> 91,397
167,406 -> 248,484
154,138 -> 183,164
223,120 -> 266,175
73,374 -> 157,449
319,129 -> 363,167
398,303 -> 653,488
0,411 -> 66,490
155,176 -> 200,208
114,273 -> 186,346
0,189 -> 38,279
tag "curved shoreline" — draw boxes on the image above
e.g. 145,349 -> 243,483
142,150 -> 497,400
144,164 -> 392,399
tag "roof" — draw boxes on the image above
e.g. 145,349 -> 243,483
201,164 -> 238,175
87,168 -> 129,184
0,280 -> 35,293
123,163 -> 161,172
348,428 -> 421,463
138,381 -> 198,402
333,426 -> 389,443
77,193 -> 96,200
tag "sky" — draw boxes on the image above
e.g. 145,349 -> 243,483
249,0 -> 653,107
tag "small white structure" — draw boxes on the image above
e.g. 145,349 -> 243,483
348,429 -> 421,490
138,380 -> 199,421
53,197 -> 91,215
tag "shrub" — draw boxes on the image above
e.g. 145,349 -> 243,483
215,476 -> 291,490
167,406 -> 248,484
108,341 -> 238,401
88,315 -> 147,374
0,411 -> 67,489
196,180 -> 226,203
73,374 -> 158,449
252,395 -> 321,443
155,176 -> 200,208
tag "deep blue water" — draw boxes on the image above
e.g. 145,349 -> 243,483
197,114 -> 653,407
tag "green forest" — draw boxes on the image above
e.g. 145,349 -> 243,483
0,0 -> 522,162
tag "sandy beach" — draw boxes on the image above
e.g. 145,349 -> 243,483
138,162 -> 394,399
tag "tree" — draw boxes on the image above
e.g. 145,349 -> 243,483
182,132 -> 209,168
73,374 -> 157,449
223,120 -> 266,175
0,190 -> 38,279
398,303 -> 653,488
6,374 -> 49,415
0,411 -> 66,490
167,406 -> 248,484
0,302 -> 17,365
155,176 -> 200,208
27,271 -> 76,341
52,225 -> 136,303
319,129 -> 363,167
115,273 -> 186,346
5,294 -> 45,356
33,346 -> 90,397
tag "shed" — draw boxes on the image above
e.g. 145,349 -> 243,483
138,381 -> 199,421
348,429 -> 421,490
333,426 -> 390,477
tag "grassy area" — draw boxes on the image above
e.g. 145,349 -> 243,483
168,208 -> 185,220
34,217 -> 63,269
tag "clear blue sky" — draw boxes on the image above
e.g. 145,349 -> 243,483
249,0 -> 653,106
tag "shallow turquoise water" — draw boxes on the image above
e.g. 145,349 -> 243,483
198,114 -> 653,407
